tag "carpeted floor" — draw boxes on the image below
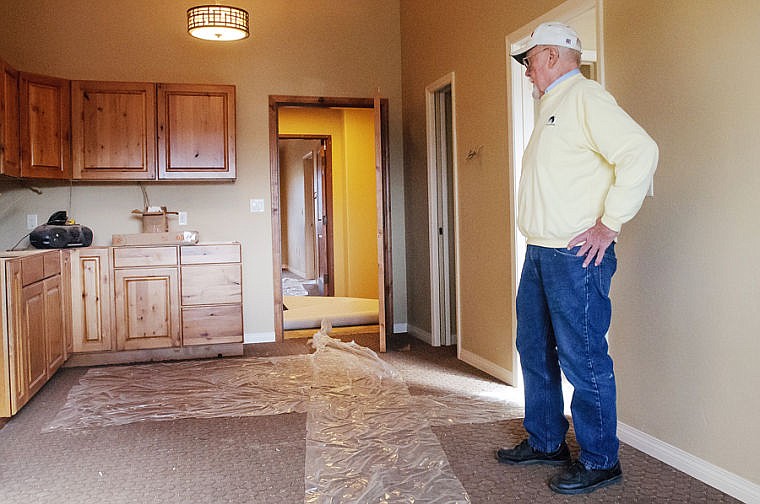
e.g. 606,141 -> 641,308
0,335 -> 741,503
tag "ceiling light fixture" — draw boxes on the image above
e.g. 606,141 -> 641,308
187,4 -> 250,41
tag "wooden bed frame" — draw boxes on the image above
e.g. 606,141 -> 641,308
283,324 -> 381,352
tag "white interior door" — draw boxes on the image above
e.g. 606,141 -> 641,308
426,73 -> 460,348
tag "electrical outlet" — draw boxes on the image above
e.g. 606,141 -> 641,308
178,211 -> 188,226
26,214 -> 37,230
250,198 -> 265,213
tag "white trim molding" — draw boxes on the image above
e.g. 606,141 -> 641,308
618,422 -> 760,503
244,331 -> 276,344
407,323 -> 433,346
459,348 -> 514,385
393,322 -> 408,334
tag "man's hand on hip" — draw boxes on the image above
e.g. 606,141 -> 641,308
567,219 -> 619,268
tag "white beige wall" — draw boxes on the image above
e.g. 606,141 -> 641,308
400,0 -> 566,378
0,0 -> 405,339
605,0 -> 760,486
400,0 -> 760,490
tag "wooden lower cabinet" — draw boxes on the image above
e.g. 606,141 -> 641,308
1,251 -> 66,417
66,243 -> 242,366
180,244 -> 242,346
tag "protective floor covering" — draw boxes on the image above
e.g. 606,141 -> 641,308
45,331 -> 523,503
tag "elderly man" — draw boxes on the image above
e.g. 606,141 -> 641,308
495,22 -> 658,495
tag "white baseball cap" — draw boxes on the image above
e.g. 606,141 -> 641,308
511,22 -> 582,65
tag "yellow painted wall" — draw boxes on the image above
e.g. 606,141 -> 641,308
341,109 -> 379,299
278,107 -> 378,298
0,0 -> 403,339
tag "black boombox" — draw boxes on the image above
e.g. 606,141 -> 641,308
29,211 -> 93,249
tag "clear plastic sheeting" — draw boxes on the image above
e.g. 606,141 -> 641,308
45,355 -> 313,431
305,328 -> 471,503
45,323 -> 524,503
417,394 -> 523,427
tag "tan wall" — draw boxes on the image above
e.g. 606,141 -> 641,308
400,0 -> 565,375
604,0 -> 760,486
0,0 -> 404,338
401,0 -> 760,488
278,108 -> 378,299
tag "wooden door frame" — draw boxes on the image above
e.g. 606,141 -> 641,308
268,95 -> 393,346
278,134 -> 334,296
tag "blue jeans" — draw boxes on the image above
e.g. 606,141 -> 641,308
516,244 -> 619,470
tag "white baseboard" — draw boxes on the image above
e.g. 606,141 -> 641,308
618,422 -> 760,503
459,348 -> 514,385
244,332 -> 275,344
407,323 -> 433,345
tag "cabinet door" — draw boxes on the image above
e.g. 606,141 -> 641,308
0,59 -> 21,177
71,249 -> 113,353
21,281 -> 47,398
71,81 -> 157,180
114,267 -> 180,350
157,83 -> 236,180
19,72 -> 71,179
43,275 -> 65,375
5,261 -> 29,414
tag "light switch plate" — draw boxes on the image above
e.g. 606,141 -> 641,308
26,214 -> 37,230
178,211 -> 188,226
250,199 -> 265,213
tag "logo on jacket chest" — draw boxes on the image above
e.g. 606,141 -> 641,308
546,114 -> 557,126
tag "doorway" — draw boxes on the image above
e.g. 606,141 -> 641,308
269,95 -> 392,351
506,0 -> 601,387
426,73 -> 459,348
279,136 -> 333,297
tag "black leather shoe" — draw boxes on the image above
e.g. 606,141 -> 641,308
549,460 -> 623,494
496,439 -> 571,466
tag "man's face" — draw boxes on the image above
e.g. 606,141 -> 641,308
523,46 -> 553,96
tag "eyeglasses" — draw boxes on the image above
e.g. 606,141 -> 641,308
523,47 -> 550,69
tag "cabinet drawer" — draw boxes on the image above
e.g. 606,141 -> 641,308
182,305 -> 242,345
21,254 -> 43,286
181,264 -> 241,305
113,246 -> 178,268
180,244 -> 240,265
43,251 -> 60,277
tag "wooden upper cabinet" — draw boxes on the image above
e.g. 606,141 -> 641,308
19,72 -> 71,179
71,81 -> 157,180
0,59 -> 21,177
157,83 -> 236,180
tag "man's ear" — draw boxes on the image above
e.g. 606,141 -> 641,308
548,47 -> 560,67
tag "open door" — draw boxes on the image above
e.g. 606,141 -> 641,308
374,95 -> 392,353
314,140 -> 332,296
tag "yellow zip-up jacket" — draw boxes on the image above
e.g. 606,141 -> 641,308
518,73 -> 659,248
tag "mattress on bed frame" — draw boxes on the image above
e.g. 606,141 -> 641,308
283,295 -> 379,330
